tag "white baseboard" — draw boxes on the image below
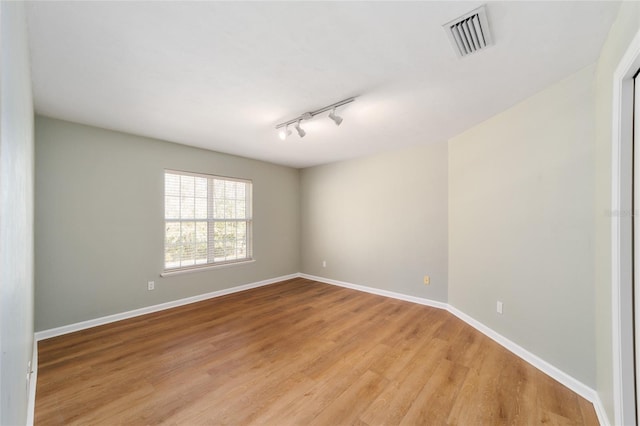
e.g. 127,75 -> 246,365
26,340 -> 37,426
302,273 -> 604,422
446,305 -> 599,408
299,273 -> 449,310
592,393 -> 611,426
34,273 -> 299,341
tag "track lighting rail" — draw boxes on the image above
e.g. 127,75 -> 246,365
275,97 -> 355,130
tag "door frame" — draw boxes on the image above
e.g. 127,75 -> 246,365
611,27 -> 640,426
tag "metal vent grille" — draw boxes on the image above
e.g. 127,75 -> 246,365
444,6 -> 492,58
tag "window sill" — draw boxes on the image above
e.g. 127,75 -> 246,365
161,259 -> 255,277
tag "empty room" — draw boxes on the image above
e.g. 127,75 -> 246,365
2,0 -> 640,425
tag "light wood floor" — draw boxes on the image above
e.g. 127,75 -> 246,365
35,278 -> 598,425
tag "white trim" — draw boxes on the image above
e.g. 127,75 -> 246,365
611,26 -> 640,426
447,305 -> 598,405
160,259 -> 256,277
299,273 -> 448,310
34,273 -> 298,341
26,341 -> 38,426
302,273 -> 603,420
165,168 -> 252,185
594,393 -> 612,426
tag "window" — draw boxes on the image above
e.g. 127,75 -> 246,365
164,170 -> 252,273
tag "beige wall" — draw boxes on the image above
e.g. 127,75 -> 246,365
594,2 -> 640,423
448,65 -> 596,387
35,116 -> 300,331
0,2 -> 35,424
300,141 -> 448,302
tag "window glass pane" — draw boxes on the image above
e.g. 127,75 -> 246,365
195,177 -> 207,198
181,175 -> 195,197
195,198 -> 207,219
237,221 -> 247,258
181,221 -> 195,238
214,221 -> 226,260
226,181 -> 237,199
225,200 -> 236,219
214,199 -> 225,219
237,221 -> 246,234
236,183 -> 246,199
196,243 -> 208,264
165,222 -> 181,269
180,196 -> 195,219
181,221 -> 196,267
195,222 -> 207,243
195,221 -> 207,265
165,174 -> 180,196
226,221 -> 238,259
182,252 -> 195,267
165,247 -> 178,269
166,222 -> 180,243
165,196 -> 180,219
236,200 -> 246,219
213,179 -> 225,198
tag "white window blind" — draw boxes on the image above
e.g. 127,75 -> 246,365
164,170 -> 253,272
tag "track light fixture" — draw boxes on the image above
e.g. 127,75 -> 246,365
275,97 -> 355,139
328,108 -> 343,126
278,125 -> 292,140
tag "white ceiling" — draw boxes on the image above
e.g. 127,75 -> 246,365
26,1 -> 620,168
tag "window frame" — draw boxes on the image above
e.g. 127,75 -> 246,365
162,169 -> 253,276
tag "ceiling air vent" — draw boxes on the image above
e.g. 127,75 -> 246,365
444,5 -> 492,58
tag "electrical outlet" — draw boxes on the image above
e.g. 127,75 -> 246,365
322,260 -> 326,268
148,281 -> 155,291
423,275 -> 430,285
496,301 -> 503,314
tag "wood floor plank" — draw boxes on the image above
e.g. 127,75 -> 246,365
255,343 -> 392,426
535,370 -> 584,424
35,278 -> 600,425
308,370 -> 388,426
359,337 -> 449,425
399,358 -> 469,425
446,343 -> 512,425
578,395 -> 601,426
